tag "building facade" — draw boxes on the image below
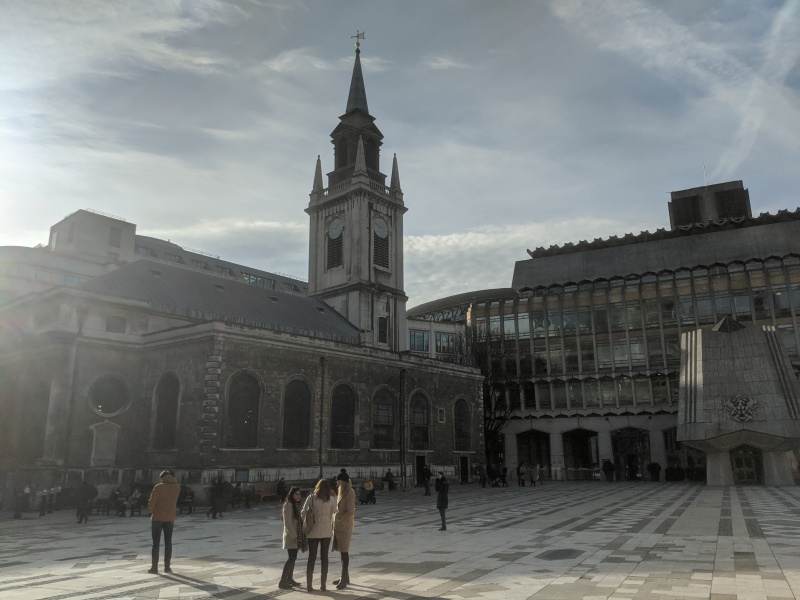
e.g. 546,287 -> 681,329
409,182 -> 800,483
0,45 -> 484,506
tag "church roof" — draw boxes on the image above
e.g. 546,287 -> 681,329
77,259 -> 360,343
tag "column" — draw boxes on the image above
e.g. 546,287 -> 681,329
648,428 -> 667,475
598,430 -> 613,462
550,431 -> 564,480
504,429 -> 519,477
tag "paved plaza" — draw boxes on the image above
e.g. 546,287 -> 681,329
1,482 -> 800,600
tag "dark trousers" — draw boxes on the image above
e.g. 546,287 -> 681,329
151,520 -> 174,569
438,508 -> 446,529
281,548 -> 298,583
307,537 -> 331,586
423,479 -> 430,496
76,502 -> 90,523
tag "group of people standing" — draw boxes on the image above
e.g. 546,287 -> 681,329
516,462 -> 542,487
280,469 -> 355,591
280,468 -> 451,591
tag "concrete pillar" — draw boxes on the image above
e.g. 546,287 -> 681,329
550,431 -> 565,480
505,429 -> 519,478
763,451 -> 795,486
705,451 -> 735,485
598,430 -> 613,462
648,428 -> 667,471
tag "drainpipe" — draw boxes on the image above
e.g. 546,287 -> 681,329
62,303 -> 88,487
318,356 -> 326,480
400,368 -> 407,491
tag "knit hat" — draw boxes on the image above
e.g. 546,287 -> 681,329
337,469 -> 350,482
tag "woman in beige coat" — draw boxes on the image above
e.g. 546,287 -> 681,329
301,478 -> 337,592
332,471 -> 356,589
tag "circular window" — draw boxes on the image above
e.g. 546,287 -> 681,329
89,376 -> 129,416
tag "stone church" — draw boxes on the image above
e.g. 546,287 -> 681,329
0,43 -> 484,504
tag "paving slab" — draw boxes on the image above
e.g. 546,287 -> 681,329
1,482 -> 799,599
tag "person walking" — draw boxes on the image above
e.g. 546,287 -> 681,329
435,471 -> 449,531
76,480 -> 97,524
531,463 -> 541,487
147,470 -> 181,574
332,471 -> 355,589
516,463 -> 525,487
477,463 -> 487,488
278,487 -> 305,589
422,464 -> 432,496
500,466 -> 509,487
302,478 -> 337,592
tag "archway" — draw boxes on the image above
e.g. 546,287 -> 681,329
562,428 -> 598,478
516,428 -> 550,474
611,427 -> 650,480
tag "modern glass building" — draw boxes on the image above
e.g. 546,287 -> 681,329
409,182 -> 800,482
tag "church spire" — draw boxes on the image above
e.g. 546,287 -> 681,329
354,136 -> 367,175
345,33 -> 369,114
313,155 -> 324,192
390,153 -> 401,191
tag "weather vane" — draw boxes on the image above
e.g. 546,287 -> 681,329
352,30 -> 365,49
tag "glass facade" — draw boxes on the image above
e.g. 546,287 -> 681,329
470,256 -> 800,413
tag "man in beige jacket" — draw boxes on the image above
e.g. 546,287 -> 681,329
147,470 -> 181,574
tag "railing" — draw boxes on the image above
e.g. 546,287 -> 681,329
566,467 -> 601,480
64,208 -> 127,222
321,178 -> 394,198
179,245 -> 221,259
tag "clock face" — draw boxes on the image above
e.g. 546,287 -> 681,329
374,217 -> 389,239
328,217 -> 343,239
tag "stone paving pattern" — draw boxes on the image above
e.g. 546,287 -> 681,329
1,482 -> 799,600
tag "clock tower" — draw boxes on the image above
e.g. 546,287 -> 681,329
306,39 -> 407,351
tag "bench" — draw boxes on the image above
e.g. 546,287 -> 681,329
93,498 -> 111,515
178,498 -> 195,514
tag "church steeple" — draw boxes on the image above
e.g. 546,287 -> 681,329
327,40 -> 385,188
306,36 -> 408,352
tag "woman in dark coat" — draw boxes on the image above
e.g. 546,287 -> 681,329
435,472 -> 449,531
278,487 -> 305,589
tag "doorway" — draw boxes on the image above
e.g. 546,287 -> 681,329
730,445 -> 764,484
415,455 -> 427,486
611,427 -> 651,480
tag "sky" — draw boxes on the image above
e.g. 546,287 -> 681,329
1,0 -> 799,307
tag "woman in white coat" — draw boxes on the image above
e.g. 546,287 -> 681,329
301,478 -> 338,592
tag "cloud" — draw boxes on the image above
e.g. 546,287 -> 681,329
422,55 -> 471,70
405,217 -> 649,306
550,0 -> 800,178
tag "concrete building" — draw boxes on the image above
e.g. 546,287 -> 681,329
409,182 -> 800,484
0,44 -> 484,505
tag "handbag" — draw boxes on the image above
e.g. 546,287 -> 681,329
302,495 -> 315,535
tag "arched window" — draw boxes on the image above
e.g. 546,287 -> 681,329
410,393 -> 429,450
454,398 -> 471,451
330,384 -> 356,449
89,375 -> 129,416
283,379 -> 311,449
225,373 -> 260,448
372,388 -> 396,448
153,373 -> 180,450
